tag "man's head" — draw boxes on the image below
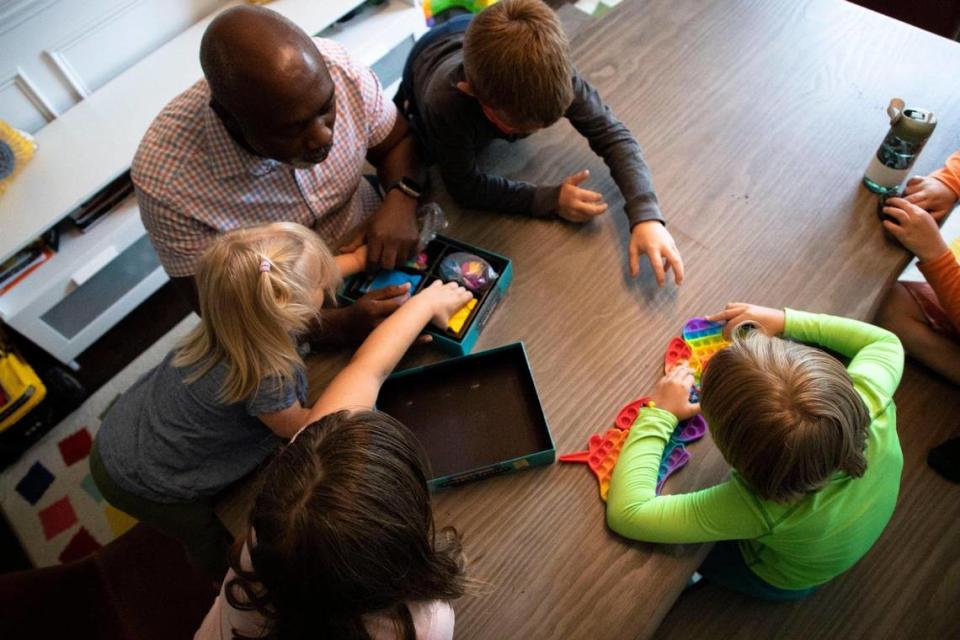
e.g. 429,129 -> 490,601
200,6 -> 336,166
460,0 -> 574,134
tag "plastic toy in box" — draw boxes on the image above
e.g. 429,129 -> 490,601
339,235 -> 512,355
376,342 -> 554,489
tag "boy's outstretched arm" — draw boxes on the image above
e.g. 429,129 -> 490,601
708,303 -> 904,404
565,74 -> 682,285
305,281 -> 472,423
606,367 -> 766,542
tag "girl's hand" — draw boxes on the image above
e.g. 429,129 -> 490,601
903,175 -> 958,221
882,197 -> 950,264
416,280 -> 473,329
648,365 -> 700,421
707,303 -> 786,339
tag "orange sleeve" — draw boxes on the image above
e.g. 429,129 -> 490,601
918,249 -> 960,333
931,151 -> 960,198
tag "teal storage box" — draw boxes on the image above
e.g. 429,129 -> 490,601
376,342 -> 555,490
338,235 -> 512,355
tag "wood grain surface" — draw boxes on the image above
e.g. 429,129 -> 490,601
218,1 -> 960,638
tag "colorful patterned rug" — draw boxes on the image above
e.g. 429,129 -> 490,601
0,315 -> 199,567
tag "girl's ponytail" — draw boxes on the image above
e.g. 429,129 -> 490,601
174,222 -> 339,404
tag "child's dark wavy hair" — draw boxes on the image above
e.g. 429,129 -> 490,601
225,410 -> 468,639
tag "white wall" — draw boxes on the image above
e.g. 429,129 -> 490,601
0,0 -> 225,133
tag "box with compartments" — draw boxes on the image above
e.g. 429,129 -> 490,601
338,234 -> 513,355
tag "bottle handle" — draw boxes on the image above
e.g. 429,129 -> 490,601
886,98 -> 905,125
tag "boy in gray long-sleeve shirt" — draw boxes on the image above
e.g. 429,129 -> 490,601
396,0 -> 683,286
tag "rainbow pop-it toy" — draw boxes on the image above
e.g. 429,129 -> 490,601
681,317 -> 730,378
561,316 -> 731,501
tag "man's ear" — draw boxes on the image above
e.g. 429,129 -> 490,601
455,81 -> 475,97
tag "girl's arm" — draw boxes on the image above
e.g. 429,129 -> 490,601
305,281 -> 472,423
335,245 -> 368,277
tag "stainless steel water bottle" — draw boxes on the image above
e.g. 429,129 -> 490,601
863,98 -> 937,195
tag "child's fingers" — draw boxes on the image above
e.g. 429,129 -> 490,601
574,199 -> 608,217
564,169 -> 590,186
647,246 -> 666,287
882,220 -> 906,239
705,306 -> 743,322
663,245 -> 684,285
628,240 -> 640,278
903,176 -> 925,195
688,402 -> 702,414
573,186 -> 605,203
881,206 -> 909,225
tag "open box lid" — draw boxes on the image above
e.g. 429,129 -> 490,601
376,342 -> 554,485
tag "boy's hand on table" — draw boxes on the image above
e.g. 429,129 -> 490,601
903,176 -> 958,221
629,221 -> 683,286
707,303 -> 785,339
649,365 -> 700,420
558,170 -> 608,222
882,197 -> 950,264
415,280 -> 473,329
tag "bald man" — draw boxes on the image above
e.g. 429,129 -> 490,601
133,6 -> 423,336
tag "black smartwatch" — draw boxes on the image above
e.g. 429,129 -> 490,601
387,176 -> 422,200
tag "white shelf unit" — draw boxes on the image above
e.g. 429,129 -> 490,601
0,0 -> 424,366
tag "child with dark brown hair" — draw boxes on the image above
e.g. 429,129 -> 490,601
195,411 -> 466,640
396,0 -> 684,287
193,275 -> 474,638
605,303 -> 904,600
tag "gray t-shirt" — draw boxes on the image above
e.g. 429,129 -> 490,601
96,352 -> 306,503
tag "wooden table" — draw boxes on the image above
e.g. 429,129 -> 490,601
219,1 -> 960,637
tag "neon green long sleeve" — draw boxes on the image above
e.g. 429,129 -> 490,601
605,310 -> 904,589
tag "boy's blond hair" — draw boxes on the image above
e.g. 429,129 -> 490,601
463,0 -> 574,127
174,222 -> 339,404
700,332 -> 870,503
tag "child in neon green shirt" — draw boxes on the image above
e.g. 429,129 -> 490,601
606,303 -> 904,599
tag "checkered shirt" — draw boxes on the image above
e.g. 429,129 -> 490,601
133,38 -> 396,278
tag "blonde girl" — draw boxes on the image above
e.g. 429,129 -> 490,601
91,222 -> 370,578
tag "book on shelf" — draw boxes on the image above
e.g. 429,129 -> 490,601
0,240 -> 55,296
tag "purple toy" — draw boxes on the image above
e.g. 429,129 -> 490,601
657,444 -> 691,494
439,252 -> 499,293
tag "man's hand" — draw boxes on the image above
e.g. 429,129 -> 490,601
903,175 -> 958,221
707,303 -> 786,339
648,365 -> 700,420
557,170 -> 608,222
365,190 -> 420,271
629,221 -> 683,286
882,197 -> 950,263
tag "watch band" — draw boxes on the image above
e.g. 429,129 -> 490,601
388,177 -> 422,199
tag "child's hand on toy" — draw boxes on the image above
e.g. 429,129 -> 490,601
649,365 -> 700,420
903,175 -> 958,221
882,197 -> 950,264
629,221 -> 683,286
416,280 -> 473,329
707,303 -> 786,339
557,170 -> 608,222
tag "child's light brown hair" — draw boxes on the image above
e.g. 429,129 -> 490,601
700,331 -> 870,503
463,0 -> 574,127
174,222 -> 338,404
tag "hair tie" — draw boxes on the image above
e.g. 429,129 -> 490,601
259,257 -> 273,273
